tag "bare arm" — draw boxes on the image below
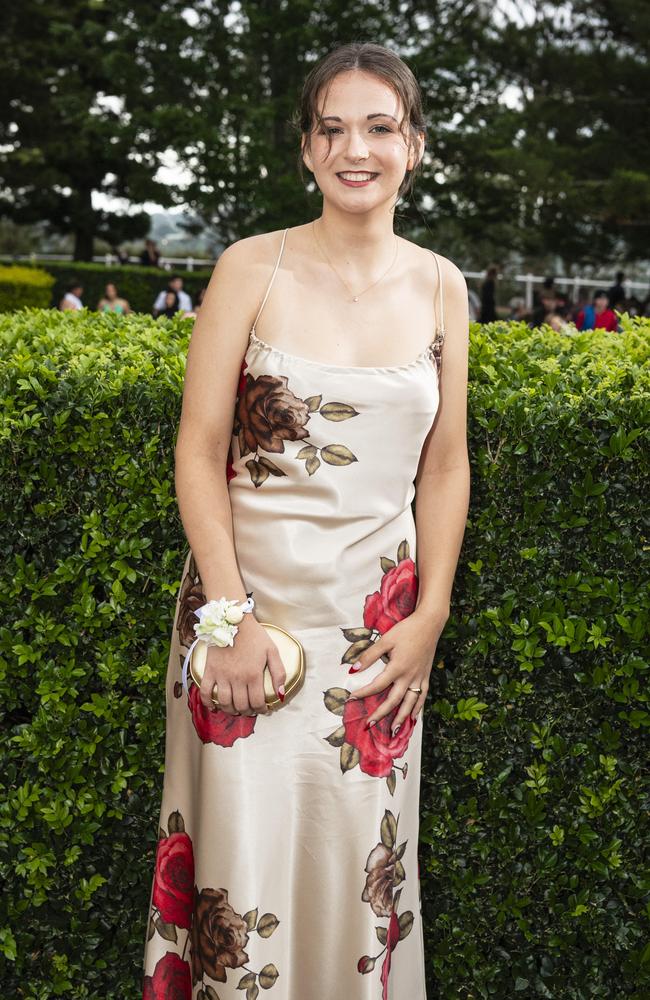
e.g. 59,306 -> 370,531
173,240 -> 258,604
413,256 -> 471,630
173,233 -> 289,716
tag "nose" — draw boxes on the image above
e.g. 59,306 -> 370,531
344,128 -> 370,161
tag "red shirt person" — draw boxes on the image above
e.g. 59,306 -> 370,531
576,289 -> 619,332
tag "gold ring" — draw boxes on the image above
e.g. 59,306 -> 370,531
407,686 -> 422,693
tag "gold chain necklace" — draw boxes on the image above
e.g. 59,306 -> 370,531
311,219 -> 399,303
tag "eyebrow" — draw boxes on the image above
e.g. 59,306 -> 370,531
320,113 -> 398,123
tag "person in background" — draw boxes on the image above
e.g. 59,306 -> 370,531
555,290 -> 572,319
607,271 -> 626,311
140,239 -> 161,267
111,245 -> 130,265
182,286 -> 207,319
532,275 -> 556,311
547,312 -> 573,333
59,282 -> 84,310
156,290 -> 182,320
97,282 -> 131,315
531,290 -> 558,327
508,296 -> 529,322
467,285 -> 481,322
153,275 -> 192,316
575,289 -> 619,332
479,264 -> 498,322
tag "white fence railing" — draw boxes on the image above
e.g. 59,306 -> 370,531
8,253 -> 650,308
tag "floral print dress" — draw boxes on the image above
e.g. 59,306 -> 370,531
142,228 -> 445,1000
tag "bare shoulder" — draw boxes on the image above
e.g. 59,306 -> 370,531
408,239 -> 466,293
198,228 -> 287,333
217,228 -> 287,273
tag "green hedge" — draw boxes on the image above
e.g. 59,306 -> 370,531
0,308 -> 647,999
0,259 -> 213,314
0,265 -> 55,312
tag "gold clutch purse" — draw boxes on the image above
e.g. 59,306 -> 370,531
187,622 -> 305,711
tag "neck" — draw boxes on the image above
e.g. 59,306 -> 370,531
315,206 -> 397,268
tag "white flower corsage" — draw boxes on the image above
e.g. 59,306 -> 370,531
181,594 -> 255,695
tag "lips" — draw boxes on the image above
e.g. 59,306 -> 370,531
336,171 -> 380,187
336,172 -> 379,180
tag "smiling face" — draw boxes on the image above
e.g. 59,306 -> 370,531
301,70 -> 423,214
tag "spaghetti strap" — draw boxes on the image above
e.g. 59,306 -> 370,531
427,249 -> 445,336
427,249 -> 446,377
251,227 -> 289,333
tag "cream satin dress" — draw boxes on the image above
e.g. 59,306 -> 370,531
143,228 -> 446,1000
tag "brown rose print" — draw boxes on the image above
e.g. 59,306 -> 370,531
323,539 -> 418,794
144,809 -> 280,997
233,370 -> 359,487
174,552 -> 258,747
356,809 -> 414,1000
429,328 -> 444,378
176,551 -> 206,649
190,886 -> 280,993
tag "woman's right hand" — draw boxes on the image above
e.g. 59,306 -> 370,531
198,616 -> 287,716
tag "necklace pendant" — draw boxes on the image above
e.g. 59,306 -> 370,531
352,295 -> 359,302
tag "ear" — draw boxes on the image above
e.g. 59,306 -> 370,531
301,135 -> 314,174
407,131 -> 425,171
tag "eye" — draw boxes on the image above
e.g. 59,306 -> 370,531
317,124 -> 392,135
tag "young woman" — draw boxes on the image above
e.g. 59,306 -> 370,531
97,281 -> 130,315
143,42 -> 470,1000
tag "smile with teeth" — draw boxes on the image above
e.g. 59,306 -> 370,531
336,171 -> 379,185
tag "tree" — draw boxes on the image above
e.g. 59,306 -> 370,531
0,0 -> 207,259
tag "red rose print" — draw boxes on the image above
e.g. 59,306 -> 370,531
363,557 -> 418,635
226,441 -> 236,482
342,688 -> 416,778
188,684 -> 256,746
143,951 -> 192,1000
237,358 -> 249,397
379,911 -> 401,1000
153,832 -> 194,929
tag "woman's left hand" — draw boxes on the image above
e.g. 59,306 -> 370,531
347,609 -> 446,734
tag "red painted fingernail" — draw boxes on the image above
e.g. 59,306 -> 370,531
392,724 -> 401,736
365,719 -> 376,730
277,685 -> 285,702
348,662 -> 361,673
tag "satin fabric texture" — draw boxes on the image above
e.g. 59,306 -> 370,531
143,229 -> 445,1000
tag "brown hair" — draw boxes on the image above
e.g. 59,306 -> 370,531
291,42 -> 427,205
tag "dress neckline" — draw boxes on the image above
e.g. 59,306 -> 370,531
247,327 -> 442,376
